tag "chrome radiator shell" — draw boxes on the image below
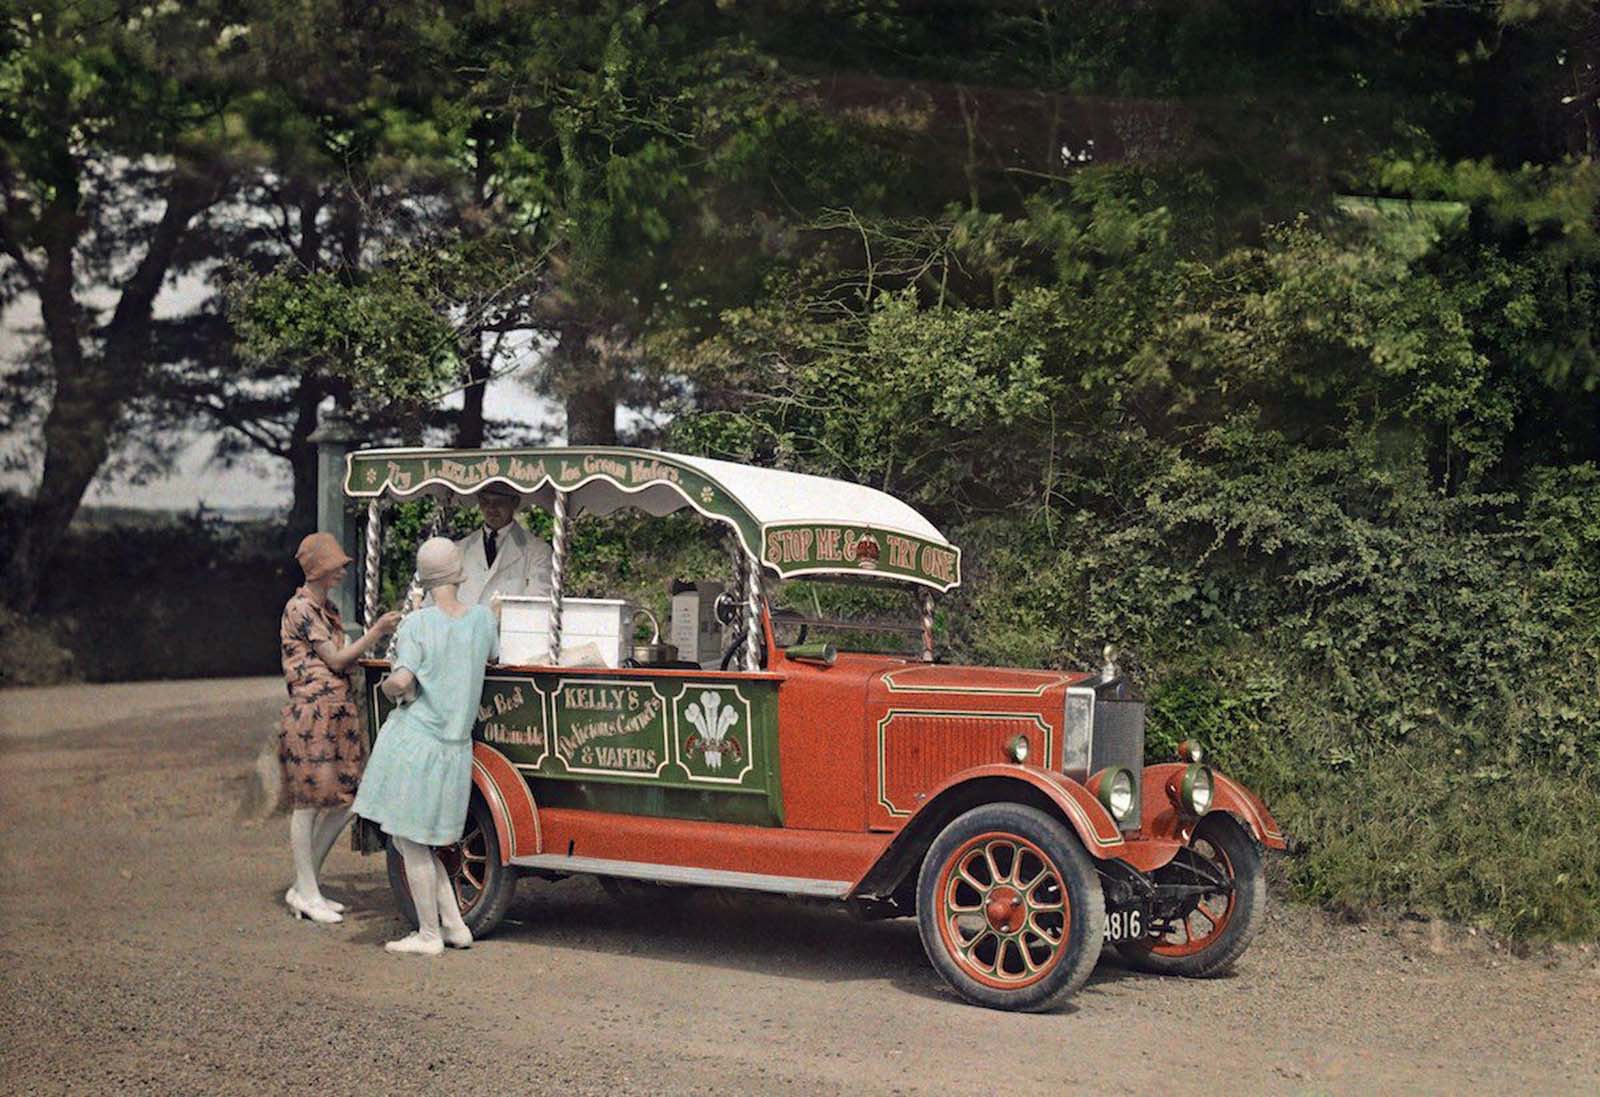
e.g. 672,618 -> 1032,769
1062,677 -> 1146,830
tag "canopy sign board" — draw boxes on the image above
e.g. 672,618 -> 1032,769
345,446 -> 961,592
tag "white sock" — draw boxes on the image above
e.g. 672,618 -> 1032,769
393,837 -> 441,941
432,853 -> 469,933
290,808 -> 323,903
311,806 -> 352,876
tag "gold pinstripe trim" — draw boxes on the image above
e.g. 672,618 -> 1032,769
881,670 -> 1071,696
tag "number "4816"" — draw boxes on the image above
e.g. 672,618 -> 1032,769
1104,909 -> 1143,941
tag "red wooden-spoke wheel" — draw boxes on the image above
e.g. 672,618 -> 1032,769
1118,813 -> 1266,978
435,811 -> 491,912
385,793 -> 519,938
936,833 -> 1070,988
1145,833 -> 1236,956
917,804 -> 1104,1012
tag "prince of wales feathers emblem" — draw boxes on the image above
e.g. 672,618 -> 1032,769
684,690 -> 741,770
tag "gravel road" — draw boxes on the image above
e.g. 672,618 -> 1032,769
1,677 -> 1596,1096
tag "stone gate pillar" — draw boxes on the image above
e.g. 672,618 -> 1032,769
308,410 -> 359,637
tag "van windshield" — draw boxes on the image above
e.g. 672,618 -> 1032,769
768,579 -> 926,656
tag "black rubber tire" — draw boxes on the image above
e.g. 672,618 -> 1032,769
385,793 -> 519,938
1116,813 -> 1265,977
915,803 -> 1105,1012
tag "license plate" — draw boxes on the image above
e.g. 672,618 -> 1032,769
1103,905 -> 1148,943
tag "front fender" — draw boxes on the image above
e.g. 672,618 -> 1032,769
852,763 -> 1127,899
1139,762 -> 1288,851
471,742 -> 541,864
1212,770 -> 1287,849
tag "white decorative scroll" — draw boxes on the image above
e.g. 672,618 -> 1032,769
550,488 -> 569,665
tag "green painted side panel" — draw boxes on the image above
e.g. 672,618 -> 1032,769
367,668 -> 783,826
760,521 -> 960,591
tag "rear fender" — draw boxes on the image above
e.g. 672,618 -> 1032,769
471,742 -> 541,864
852,763 -> 1125,900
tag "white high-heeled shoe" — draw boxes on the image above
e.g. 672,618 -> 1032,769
384,932 -> 444,956
285,888 -> 343,924
284,887 -> 345,915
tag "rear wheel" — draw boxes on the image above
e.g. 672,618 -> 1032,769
915,803 -> 1105,1012
1117,813 -> 1264,977
385,793 -> 519,937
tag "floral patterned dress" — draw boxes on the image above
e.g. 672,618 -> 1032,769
278,587 -> 365,808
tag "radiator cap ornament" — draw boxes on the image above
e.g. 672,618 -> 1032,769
1101,643 -> 1119,683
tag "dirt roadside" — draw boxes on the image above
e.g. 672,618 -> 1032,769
0,679 -> 1595,1096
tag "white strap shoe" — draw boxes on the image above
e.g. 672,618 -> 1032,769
442,924 -> 473,949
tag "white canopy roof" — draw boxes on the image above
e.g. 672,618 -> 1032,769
666,452 -> 944,541
345,446 -> 961,590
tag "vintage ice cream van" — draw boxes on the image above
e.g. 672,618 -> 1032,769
345,445 -> 1287,1012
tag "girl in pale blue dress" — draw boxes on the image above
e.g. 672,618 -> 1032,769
353,537 -> 498,956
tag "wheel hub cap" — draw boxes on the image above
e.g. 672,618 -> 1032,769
985,886 -> 1026,932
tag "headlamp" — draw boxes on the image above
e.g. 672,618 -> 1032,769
1097,766 -> 1136,823
1180,764 -> 1214,816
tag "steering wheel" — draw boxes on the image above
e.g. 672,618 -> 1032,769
719,629 -> 746,671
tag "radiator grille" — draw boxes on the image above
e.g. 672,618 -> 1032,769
1090,697 -> 1145,829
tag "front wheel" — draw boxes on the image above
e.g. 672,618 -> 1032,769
385,793 -> 519,938
916,803 -> 1105,1012
1117,813 -> 1265,977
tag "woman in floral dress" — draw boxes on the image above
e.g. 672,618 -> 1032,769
279,532 -> 400,924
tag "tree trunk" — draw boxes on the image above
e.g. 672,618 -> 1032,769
558,325 -> 619,445
284,377 -> 326,551
5,370 -> 115,613
2,169 -> 222,611
565,383 -> 618,445
457,334 -> 489,447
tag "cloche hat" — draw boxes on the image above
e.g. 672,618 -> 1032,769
296,532 -> 353,583
417,536 -> 465,591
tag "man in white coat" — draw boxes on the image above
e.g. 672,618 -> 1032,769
454,482 -> 553,604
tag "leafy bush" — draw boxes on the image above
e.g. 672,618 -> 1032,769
667,178 -> 1600,939
21,508 -> 295,682
0,607 -> 78,687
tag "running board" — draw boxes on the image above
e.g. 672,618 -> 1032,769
509,854 -> 853,899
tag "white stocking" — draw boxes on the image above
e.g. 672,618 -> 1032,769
311,806 -> 353,874
433,853 -> 468,934
393,836 -> 441,942
289,808 -> 323,903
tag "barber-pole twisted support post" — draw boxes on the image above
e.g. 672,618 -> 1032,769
363,500 -> 382,628
549,488 -> 569,665
921,590 -> 936,663
743,551 -> 763,671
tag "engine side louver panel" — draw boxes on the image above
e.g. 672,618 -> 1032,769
876,710 -> 1051,817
